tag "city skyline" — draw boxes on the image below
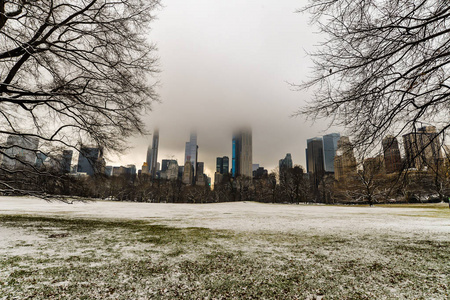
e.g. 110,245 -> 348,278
104,0 -> 336,177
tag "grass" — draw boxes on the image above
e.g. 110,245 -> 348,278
0,214 -> 449,299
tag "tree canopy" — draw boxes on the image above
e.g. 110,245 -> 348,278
300,0 -> 449,151
0,0 -> 160,161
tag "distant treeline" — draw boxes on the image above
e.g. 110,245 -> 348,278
1,165 -> 448,205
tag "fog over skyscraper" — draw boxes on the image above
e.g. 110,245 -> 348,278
232,128 -> 252,177
146,128 -> 159,178
185,132 -> 198,178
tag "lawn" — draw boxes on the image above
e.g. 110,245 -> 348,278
0,197 -> 449,299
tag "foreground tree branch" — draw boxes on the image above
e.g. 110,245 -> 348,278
0,0 -> 160,194
298,0 -> 449,154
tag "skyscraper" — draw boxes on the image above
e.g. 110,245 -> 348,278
216,156 -> 229,174
77,146 -> 103,176
1,135 -> 39,170
306,137 -> 324,176
61,150 -> 73,173
279,153 -> 293,171
382,135 -> 402,173
403,126 -> 442,170
222,156 -> 229,174
182,161 -> 194,185
185,132 -> 198,178
216,157 -> 223,173
334,136 -> 357,181
322,133 -> 340,173
146,128 -> 159,178
232,128 -> 252,177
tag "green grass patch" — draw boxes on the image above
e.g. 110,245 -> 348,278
0,214 -> 449,299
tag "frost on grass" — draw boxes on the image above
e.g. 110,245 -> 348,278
0,197 -> 449,299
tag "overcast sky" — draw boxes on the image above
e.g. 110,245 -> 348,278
107,0 -> 340,177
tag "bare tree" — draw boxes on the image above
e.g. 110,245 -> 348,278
0,0 -> 160,195
299,0 -> 449,152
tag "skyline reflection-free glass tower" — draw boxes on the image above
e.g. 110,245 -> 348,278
146,128 -> 159,178
232,128 -> 252,178
322,133 -> 340,173
185,132 -> 198,178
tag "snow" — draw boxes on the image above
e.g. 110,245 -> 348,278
0,196 -> 449,237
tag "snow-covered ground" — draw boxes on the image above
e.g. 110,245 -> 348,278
1,197 -> 449,299
1,196 -> 449,236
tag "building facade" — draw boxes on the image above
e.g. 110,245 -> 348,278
215,156 -> 229,174
382,135 -> 402,173
146,129 -> 159,178
77,146 -> 104,176
232,128 -> 252,177
1,135 -> 39,170
322,133 -> 340,173
185,132 -> 198,179
334,136 -> 357,181
402,126 -> 442,171
279,153 -> 293,171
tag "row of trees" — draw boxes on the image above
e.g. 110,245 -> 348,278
3,161 -> 447,205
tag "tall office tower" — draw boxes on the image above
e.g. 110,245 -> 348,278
185,132 -> 198,178
105,166 -> 113,176
322,133 -> 340,173
382,135 -> 402,173
222,156 -> 229,174
216,156 -> 229,174
182,161 -> 194,185
196,162 -> 206,185
216,157 -> 223,173
141,162 -> 149,174
126,164 -> 137,176
161,159 -> 172,173
306,137 -> 325,175
35,152 -> 47,169
334,136 -> 357,181
232,128 -> 252,177
166,160 -> 179,180
146,129 -> 159,178
1,135 -> 39,170
77,146 -> 103,176
61,150 -> 73,173
403,126 -> 442,170
279,153 -> 293,171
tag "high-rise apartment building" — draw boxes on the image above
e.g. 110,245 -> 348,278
216,156 -> 229,174
279,153 -> 293,171
382,135 -> 402,173
334,136 -> 357,181
216,157 -> 223,173
146,129 -> 159,178
306,137 -> 324,175
306,137 -> 325,188
182,161 -> 194,185
322,133 -> 340,173
77,146 -> 104,176
232,128 -> 252,177
403,126 -> 442,170
61,150 -> 73,173
185,132 -> 198,178
1,135 -> 39,170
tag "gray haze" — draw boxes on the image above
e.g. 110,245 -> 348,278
108,0 -> 338,177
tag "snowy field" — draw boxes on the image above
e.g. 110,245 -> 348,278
1,197 -> 449,299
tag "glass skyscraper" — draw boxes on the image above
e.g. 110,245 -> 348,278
232,128 -> 252,177
322,133 -> 340,173
184,132 -> 198,178
146,128 -> 159,178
